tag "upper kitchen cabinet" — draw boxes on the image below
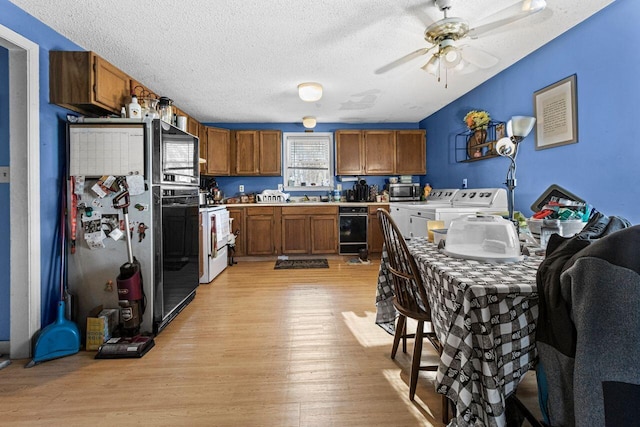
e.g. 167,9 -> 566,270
335,129 -> 426,175
50,51 -> 131,116
335,130 -> 364,175
231,130 -> 282,176
204,126 -> 231,176
363,130 -> 395,174
395,130 -> 426,174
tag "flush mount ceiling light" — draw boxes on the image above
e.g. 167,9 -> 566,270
298,82 -> 323,102
302,116 -> 317,129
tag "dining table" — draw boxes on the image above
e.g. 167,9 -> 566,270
376,237 -> 543,427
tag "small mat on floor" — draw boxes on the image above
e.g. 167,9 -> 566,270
274,259 -> 329,269
346,257 -> 371,265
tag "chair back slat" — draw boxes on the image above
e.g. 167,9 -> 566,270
377,209 -> 432,319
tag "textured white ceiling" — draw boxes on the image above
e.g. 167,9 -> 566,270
10,0 -> 613,124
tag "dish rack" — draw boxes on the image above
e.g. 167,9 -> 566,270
255,190 -> 288,203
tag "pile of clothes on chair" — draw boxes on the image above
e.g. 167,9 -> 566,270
535,209 -> 640,426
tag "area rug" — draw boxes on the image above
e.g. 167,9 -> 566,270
274,259 -> 329,269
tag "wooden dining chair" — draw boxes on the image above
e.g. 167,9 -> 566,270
377,209 -> 450,422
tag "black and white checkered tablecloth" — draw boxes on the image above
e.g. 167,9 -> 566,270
376,237 -> 542,427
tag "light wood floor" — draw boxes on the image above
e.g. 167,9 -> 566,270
0,258 -> 540,426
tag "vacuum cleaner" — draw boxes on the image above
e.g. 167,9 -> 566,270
96,177 -> 154,359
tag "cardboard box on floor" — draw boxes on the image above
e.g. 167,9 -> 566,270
86,305 -> 119,351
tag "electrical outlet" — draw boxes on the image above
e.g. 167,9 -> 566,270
462,178 -> 468,189
239,184 -> 245,193
277,184 -> 284,191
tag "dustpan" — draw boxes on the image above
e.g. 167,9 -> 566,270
27,301 -> 81,367
26,176 -> 80,368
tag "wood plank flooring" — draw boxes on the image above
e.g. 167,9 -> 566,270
0,258 -> 540,426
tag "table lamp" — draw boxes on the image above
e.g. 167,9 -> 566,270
495,116 -> 537,227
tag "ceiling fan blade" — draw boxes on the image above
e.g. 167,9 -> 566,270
468,0 -> 547,39
460,46 -> 499,69
374,46 -> 433,74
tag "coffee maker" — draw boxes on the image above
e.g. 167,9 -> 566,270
353,179 -> 369,202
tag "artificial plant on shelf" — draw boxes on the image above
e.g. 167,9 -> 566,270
464,110 -> 491,130
464,110 -> 491,158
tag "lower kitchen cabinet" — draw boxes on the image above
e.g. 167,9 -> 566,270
245,206 -> 279,255
368,204 -> 388,254
310,215 -> 338,254
281,206 -> 338,255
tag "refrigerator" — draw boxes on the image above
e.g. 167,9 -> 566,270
66,118 -> 200,337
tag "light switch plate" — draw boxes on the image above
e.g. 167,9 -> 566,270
0,166 -> 8,183
277,184 -> 284,191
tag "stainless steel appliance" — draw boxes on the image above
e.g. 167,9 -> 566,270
339,206 -> 368,254
151,119 -> 199,186
200,205 -> 230,284
388,183 -> 421,202
151,118 -> 200,333
152,186 -> 200,334
66,118 -> 200,337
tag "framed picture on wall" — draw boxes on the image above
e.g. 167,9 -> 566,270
533,74 -> 578,150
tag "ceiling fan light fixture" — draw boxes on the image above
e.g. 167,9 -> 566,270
421,55 -> 440,75
302,116 -> 317,129
523,0 -> 547,12
442,46 -> 462,69
298,82 -> 323,102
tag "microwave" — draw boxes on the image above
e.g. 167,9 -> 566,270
388,183 -> 421,202
152,119 -> 199,186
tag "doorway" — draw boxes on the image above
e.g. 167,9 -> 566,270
0,23 -> 41,359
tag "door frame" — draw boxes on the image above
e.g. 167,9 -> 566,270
0,24 -> 41,359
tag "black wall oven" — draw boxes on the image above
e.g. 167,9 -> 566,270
152,186 -> 200,334
339,206 -> 368,254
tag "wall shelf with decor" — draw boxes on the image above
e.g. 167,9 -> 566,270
455,121 -> 506,163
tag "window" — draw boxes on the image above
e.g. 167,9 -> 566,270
283,132 -> 334,191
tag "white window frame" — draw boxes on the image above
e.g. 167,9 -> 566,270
283,132 -> 334,192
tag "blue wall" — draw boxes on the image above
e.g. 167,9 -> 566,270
0,47 -> 8,339
420,0 -> 639,223
204,122 -> 418,198
0,0 -> 83,338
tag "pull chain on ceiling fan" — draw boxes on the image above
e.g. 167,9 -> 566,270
375,0 -> 548,85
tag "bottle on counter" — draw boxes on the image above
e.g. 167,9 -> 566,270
423,183 -> 432,200
128,95 -> 142,120
120,106 -> 126,118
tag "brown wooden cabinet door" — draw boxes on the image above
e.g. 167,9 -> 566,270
368,205 -> 388,254
233,131 -> 260,175
310,215 -> 338,254
364,130 -> 395,175
93,55 -> 131,113
227,208 -> 245,256
205,127 -> 231,176
395,130 -> 426,174
335,130 -> 364,175
246,215 -> 275,255
259,130 -> 282,176
281,215 -> 309,254
187,117 -> 200,136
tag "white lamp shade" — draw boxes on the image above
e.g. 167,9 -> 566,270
302,116 -> 317,129
509,116 -> 536,138
421,55 -> 440,75
298,82 -> 323,102
496,137 -> 516,157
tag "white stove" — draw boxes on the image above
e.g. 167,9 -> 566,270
390,188 -> 508,239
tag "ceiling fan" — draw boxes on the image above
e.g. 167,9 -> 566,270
376,0 -> 548,82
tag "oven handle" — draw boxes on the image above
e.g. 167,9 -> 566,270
339,213 -> 368,217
